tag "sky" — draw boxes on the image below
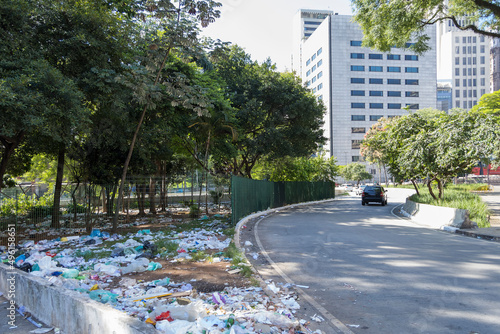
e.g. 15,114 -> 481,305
200,0 -> 353,72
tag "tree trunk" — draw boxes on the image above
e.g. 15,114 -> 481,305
160,162 -> 166,211
427,178 -> 438,200
149,176 -> 156,214
437,179 -> 443,199
51,147 -> 65,228
137,183 -> 146,216
411,179 -> 420,196
71,181 -> 80,223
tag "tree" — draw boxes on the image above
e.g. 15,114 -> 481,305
254,152 -> 338,182
339,163 -> 372,186
352,0 -> 500,54
210,46 -> 326,178
112,0 -> 222,230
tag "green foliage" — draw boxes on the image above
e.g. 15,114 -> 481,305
410,185 -> 490,228
254,152 -> 338,182
352,0 -> 500,55
189,204 -> 200,218
339,163 -> 372,185
65,203 -> 86,214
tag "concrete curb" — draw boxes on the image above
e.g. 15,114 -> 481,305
0,263 -> 158,334
400,198 -> 472,229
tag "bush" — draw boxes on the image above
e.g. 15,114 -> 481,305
66,203 -> 86,214
189,204 -> 200,218
27,206 -> 54,220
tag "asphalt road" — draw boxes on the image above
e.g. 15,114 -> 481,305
252,189 -> 500,334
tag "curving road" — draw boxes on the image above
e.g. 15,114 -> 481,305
250,189 -> 500,334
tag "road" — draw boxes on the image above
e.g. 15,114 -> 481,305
251,189 -> 500,333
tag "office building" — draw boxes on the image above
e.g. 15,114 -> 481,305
436,19 -> 491,110
294,11 -> 437,174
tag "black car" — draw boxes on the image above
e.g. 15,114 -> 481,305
361,186 -> 388,206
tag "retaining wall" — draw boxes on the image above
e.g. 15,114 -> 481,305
401,198 -> 473,229
0,264 -> 158,334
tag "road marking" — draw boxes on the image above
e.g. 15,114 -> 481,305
254,215 -> 356,334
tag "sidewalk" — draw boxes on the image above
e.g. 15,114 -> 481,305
0,294 -> 54,334
457,185 -> 500,241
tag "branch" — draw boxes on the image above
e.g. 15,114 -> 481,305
449,15 -> 500,38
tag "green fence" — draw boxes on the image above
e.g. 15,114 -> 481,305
231,176 -> 335,225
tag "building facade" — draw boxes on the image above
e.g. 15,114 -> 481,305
294,12 -> 437,175
436,19 -> 491,110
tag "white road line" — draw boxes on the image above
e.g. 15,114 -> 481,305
254,215 -> 356,334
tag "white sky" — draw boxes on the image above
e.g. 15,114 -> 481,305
201,0 -> 353,72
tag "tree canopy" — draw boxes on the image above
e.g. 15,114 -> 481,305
352,0 -> 500,54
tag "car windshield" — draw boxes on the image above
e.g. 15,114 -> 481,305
365,186 -> 383,192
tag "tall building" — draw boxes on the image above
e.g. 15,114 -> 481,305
292,9 -> 332,75
436,19 -> 491,110
490,38 -> 500,92
294,11 -> 437,176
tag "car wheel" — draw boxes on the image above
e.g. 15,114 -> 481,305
361,201 -> 365,206
381,200 -> 385,206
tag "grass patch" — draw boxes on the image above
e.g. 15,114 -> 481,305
75,249 -> 112,261
155,239 -> 179,257
222,227 -> 235,237
409,184 -> 491,228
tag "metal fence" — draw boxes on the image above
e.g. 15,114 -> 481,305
231,175 -> 335,225
0,173 -> 230,246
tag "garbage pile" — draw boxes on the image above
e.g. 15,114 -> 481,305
1,215 -> 324,333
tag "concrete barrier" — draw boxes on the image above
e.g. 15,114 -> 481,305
0,264 -> 158,334
401,198 -> 473,229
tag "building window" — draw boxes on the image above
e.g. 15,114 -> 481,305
370,115 -> 383,121
455,57 -> 460,65
311,54 -> 316,61
463,101 -> 467,108
406,103 -> 419,109
370,78 -> 384,84
456,101 -> 460,108
480,36 -> 485,42
463,57 -> 467,65
352,156 -> 362,162
352,127 -> 366,133
318,95 -> 323,100
468,57 -> 472,65
370,103 -> 383,109
455,68 -> 460,76
317,71 -> 323,79
481,78 -> 486,86
351,103 -> 365,108
462,68 -> 467,76
317,47 -> 323,55
468,46 -> 471,54
318,83 -> 323,90
473,46 -> 477,53
455,46 -> 460,54
405,91 -> 419,97
481,88 -> 486,95
463,36 -> 467,43
455,79 -> 460,87
473,79 -> 477,87
312,65 -> 317,72
405,67 -> 419,73
388,91 -> 401,97
456,90 -> 460,98
306,59 -> 311,66
405,79 -> 419,85
312,77 -> 317,83
463,79 -> 467,86
351,65 -> 365,71
405,42 -> 415,47
351,90 -> 365,96
351,78 -> 365,84
312,88 -> 316,93
481,67 -> 485,75
387,54 -> 401,60
405,55 -> 418,61
388,103 -> 402,109
351,53 -> 365,59
370,91 -> 383,96
473,90 -> 477,97
369,54 -> 383,59
351,115 -> 366,121
455,36 -> 460,43
481,56 -> 485,64
370,66 -> 383,72
305,81 -> 310,87
468,79 -> 472,86
387,66 -> 401,72
317,59 -> 323,67
387,79 -> 401,84
469,90 -> 473,97
352,140 -> 362,149
473,57 -> 477,65
351,41 -> 362,46
306,70 -> 311,77
462,46 -> 466,54
480,45 -> 485,53
463,89 -> 467,97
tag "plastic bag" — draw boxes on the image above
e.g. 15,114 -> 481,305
147,262 -> 162,271
62,269 -> 79,279
89,290 -> 118,304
